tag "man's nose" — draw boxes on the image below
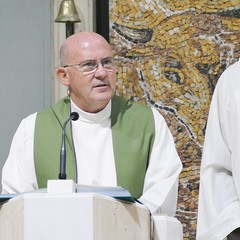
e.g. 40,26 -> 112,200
94,62 -> 108,77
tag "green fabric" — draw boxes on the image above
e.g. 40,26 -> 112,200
111,95 -> 155,198
34,97 -> 76,186
34,95 -> 155,198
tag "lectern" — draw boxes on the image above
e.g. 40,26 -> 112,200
0,180 -> 183,240
0,192 -> 150,240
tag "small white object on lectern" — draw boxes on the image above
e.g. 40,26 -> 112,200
47,179 -> 75,194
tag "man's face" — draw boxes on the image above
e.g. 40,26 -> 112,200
63,39 -> 117,112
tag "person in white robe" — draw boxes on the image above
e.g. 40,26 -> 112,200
197,59 -> 240,240
1,32 -> 182,220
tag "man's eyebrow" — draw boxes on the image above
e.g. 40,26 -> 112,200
82,57 -> 114,62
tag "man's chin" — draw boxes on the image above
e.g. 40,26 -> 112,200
92,92 -> 114,103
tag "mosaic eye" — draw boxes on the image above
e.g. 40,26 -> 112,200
165,70 -> 181,84
164,59 -> 184,84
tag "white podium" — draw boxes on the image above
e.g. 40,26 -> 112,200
0,192 -> 150,240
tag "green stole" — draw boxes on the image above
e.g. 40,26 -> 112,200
34,95 -> 155,199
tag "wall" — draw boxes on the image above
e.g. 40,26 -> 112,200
0,0 -> 95,192
109,0 -> 240,239
0,0 -> 52,192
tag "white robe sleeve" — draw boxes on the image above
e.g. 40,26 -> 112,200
197,60 -> 240,240
1,113 -> 38,194
139,108 -> 182,216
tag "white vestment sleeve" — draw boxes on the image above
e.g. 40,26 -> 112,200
197,60 -> 240,240
1,113 -> 38,194
139,108 -> 182,216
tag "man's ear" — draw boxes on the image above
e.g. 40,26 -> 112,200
56,67 -> 69,86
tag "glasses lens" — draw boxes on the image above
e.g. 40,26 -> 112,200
80,60 -> 98,73
102,58 -> 116,70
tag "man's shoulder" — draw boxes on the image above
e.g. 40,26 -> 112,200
37,96 -> 70,116
112,95 -> 151,111
215,59 -> 240,94
111,95 -> 155,129
220,59 -> 240,83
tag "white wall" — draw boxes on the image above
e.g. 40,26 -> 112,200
0,0 -> 95,192
0,0 -> 52,192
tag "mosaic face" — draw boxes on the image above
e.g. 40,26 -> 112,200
110,0 -> 240,238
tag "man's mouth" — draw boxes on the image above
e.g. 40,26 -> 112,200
94,83 -> 108,88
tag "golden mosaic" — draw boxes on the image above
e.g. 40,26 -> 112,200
110,0 -> 240,238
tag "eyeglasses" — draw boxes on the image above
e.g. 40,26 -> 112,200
63,57 -> 116,76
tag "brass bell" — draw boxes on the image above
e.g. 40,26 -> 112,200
55,0 -> 81,23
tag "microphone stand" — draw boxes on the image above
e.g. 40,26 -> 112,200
59,112 -> 79,180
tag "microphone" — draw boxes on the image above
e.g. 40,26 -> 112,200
59,111 -> 79,180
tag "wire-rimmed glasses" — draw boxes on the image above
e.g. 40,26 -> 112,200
63,57 -> 116,76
